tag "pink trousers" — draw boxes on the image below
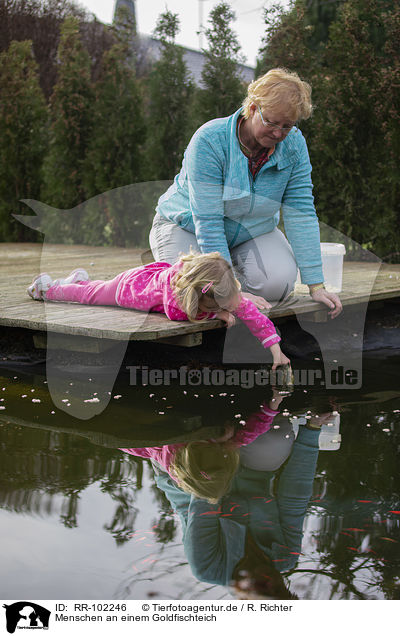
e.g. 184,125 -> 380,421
45,273 -> 125,306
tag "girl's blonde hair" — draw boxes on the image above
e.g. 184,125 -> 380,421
171,441 -> 240,504
171,251 -> 241,322
242,68 -> 313,122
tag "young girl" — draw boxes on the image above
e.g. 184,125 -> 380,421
27,251 -> 290,368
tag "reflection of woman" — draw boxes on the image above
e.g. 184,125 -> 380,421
150,67 -> 342,318
153,423 -> 322,599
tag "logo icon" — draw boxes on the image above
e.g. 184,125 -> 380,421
3,602 -> 51,633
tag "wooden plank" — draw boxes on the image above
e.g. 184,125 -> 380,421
33,333 -> 118,353
1,243 -> 400,343
157,332 -> 203,347
304,309 -> 328,323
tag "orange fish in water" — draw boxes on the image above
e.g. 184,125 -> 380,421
199,510 -> 221,516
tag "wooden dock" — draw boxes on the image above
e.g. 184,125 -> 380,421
1,243 -> 399,349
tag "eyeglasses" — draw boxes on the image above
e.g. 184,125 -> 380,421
257,106 -> 296,133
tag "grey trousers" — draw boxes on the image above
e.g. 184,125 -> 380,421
149,213 -> 298,302
239,421 -> 296,472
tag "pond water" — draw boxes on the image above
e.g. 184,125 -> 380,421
0,353 -> 399,601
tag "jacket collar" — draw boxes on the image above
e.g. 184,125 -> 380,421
228,108 -> 300,172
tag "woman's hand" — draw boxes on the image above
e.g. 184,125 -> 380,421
269,343 -> 291,370
310,287 -> 343,319
216,310 -> 236,328
306,411 -> 335,430
242,292 -> 272,311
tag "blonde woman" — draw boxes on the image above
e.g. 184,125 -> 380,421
150,68 -> 342,318
27,250 -> 290,367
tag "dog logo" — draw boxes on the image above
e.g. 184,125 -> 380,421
3,602 -> 51,633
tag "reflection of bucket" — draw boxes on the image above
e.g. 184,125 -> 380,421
318,412 -> 341,451
290,412 -> 341,451
321,243 -> 346,292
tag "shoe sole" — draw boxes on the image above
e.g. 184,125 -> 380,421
27,273 -> 52,300
61,268 -> 90,285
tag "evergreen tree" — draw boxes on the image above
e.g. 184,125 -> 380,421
256,0 -> 315,79
83,44 -> 144,199
313,0 -> 399,259
196,1 -> 246,123
0,0 -> 114,101
256,0 -> 400,261
41,15 -> 93,234
0,40 -> 47,241
81,40 -> 146,246
145,10 -> 193,180
304,0 -> 343,51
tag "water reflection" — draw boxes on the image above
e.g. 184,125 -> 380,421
141,404 -> 333,600
0,362 -> 399,600
120,389 -> 289,505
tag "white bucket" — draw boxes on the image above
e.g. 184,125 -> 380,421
321,243 -> 346,292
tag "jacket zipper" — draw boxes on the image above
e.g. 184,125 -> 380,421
229,169 -> 257,247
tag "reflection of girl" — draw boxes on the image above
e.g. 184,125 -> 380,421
153,423 -> 322,599
120,397 -> 280,504
27,251 -> 289,368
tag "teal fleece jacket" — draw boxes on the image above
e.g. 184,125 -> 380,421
156,108 -> 324,285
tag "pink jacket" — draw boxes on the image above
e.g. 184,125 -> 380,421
115,261 -> 280,348
120,404 -> 279,481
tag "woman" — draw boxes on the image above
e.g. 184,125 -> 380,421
149,68 -> 342,318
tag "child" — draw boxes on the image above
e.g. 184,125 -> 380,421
27,251 -> 290,368
120,391 -> 283,504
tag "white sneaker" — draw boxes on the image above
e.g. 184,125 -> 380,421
53,268 -> 90,286
27,273 -> 53,300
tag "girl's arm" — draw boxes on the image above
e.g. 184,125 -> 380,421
231,404 -> 280,447
233,296 -> 290,369
233,296 -> 290,368
119,447 -> 157,459
233,296 -> 280,345
119,445 -> 183,476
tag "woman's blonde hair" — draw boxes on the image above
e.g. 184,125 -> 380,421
171,251 -> 241,322
171,441 -> 240,504
242,68 -> 313,122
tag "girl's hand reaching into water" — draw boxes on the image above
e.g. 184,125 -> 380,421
269,343 -> 291,370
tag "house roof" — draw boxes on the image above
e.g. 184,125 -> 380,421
138,35 -> 254,87
113,0 -> 255,87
